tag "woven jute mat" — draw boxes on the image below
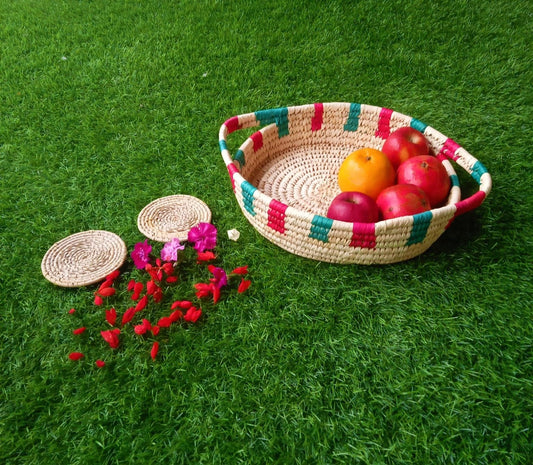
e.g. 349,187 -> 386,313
41,230 -> 127,287
137,194 -> 212,242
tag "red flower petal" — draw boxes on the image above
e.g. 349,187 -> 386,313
98,287 -> 116,297
150,341 -> 159,360
105,308 -> 117,326
231,265 -> 249,275
151,325 -> 160,336
162,262 -> 174,274
99,279 -> 114,291
106,270 -> 120,281
212,284 -> 221,304
153,287 -> 163,303
127,279 -> 135,291
197,251 -> 216,262
157,316 -> 172,328
165,276 -> 178,284
69,352 -> 84,361
146,280 -> 157,295
184,306 -> 202,323
94,295 -> 103,306
194,282 -> 212,298
135,295 -> 148,312
121,307 -> 137,326
156,258 -> 162,267
95,360 -> 106,368
68,308 -> 76,314
169,309 -> 183,322
73,327 -> 86,335
134,323 -> 148,335
133,281 -> 144,295
101,329 -> 120,349
141,319 -> 152,330
238,278 -> 251,293
171,300 -> 192,310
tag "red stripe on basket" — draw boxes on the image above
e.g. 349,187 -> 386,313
224,116 -> 241,134
350,222 -> 376,249
454,191 -> 486,217
438,138 -> 461,161
311,103 -> 324,131
374,107 -> 393,139
250,131 -> 263,152
227,162 -> 239,191
267,199 -> 288,234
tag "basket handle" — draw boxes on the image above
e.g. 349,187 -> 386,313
435,137 -> 492,217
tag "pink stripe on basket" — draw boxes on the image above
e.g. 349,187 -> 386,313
374,107 -> 394,139
224,116 -> 241,134
311,103 -> 324,131
267,199 -> 288,234
250,131 -> 263,152
454,191 -> 486,217
350,222 -> 376,249
438,138 -> 461,161
227,162 -> 239,191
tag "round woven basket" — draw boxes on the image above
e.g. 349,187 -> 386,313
219,102 -> 492,264
41,230 -> 127,287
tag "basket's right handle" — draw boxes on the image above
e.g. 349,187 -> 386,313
435,137 -> 492,217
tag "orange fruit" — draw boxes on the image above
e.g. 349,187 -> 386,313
337,148 -> 396,200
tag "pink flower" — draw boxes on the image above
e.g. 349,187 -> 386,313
187,222 -> 217,252
160,238 -> 185,262
131,240 -> 152,269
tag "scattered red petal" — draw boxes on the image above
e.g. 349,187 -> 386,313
194,282 -> 212,298
157,316 -> 172,328
135,295 -> 148,312
231,265 -> 249,275
73,327 -> 86,335
68,308 -> 76,314
99,279 -> 114,291
150,341 -> 159,360
98,287 -> 116,297
151,325 -> 160,336
169,309 -> 183,322
127,279 -> 135,291
105,308 -> 117,326
134,323 -> 148,335
197,251 -> 216,262
121,307 -> 137,326
106,270 -> 120,281
184,306 -> 202,323
156,258 -> 162,267
238,278 -> 251,293
165,276 -> 178,283
146,280 -> 157,295
101,329 -> 120,349
69,352 -> 84,361
94,295 -> 103,306
212,284 -> 221,304
95,360 -> 106,368
162,262 -> 174,274
171,300 -> 192,310
153,287 -> 163,303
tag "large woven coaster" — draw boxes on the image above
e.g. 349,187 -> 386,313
137,194 -> 212,242
41,230 -> 127,287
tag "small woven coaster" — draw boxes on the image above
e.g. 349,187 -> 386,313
137,194 -> 212,242
41,230 -> 127,287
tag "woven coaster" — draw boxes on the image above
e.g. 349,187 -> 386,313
137,194 -> 212,242
41,230 -> 127,287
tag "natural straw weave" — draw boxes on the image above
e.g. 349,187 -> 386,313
219,102 -> 492,264
137,194 -> 212,242
41,230 -> 127,287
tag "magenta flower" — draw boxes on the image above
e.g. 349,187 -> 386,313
187,222 -> 217,252
160,238 -> 185,262
131,239 -> 152,269
208,265 -> 228,288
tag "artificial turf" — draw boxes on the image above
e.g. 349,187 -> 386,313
1,0 -> 532,463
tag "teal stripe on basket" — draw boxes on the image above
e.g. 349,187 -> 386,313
219,139 -> 227,152
410,118 -> 428,133
450,174 -> 460,187
309,215 -> 334,243
234,149 -> 245,166
406,211 -> 433,246
255,107 -> 289,137
344,103 -> 361,132
471,160 -> 488,184
241,181 -> 257,216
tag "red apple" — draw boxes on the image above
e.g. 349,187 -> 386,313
381,127 -> 430,170
376,184 -> 431,220
327,191 -> 380,223
397,155 -> 451,207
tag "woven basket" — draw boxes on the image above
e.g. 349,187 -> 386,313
218,102 -> 492,264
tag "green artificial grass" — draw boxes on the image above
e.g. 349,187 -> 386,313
1,0 -> 532,463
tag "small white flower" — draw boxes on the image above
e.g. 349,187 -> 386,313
227,229 -> 240,241
61,56 -> 68,61
202,72 -> 208,77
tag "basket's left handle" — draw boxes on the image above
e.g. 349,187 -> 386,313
218,113 -> 261,168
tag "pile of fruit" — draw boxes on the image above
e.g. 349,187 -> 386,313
327,127 -> 451,223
